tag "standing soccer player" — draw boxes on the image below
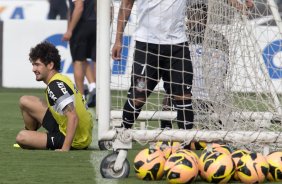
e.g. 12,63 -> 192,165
63,0 -> 97,107
112,0 -> 194,129
16,42 -> 93,151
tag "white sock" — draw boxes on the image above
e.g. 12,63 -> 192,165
88,83 -> 96,92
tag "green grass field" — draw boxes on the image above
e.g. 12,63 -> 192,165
0,88 -> 275,184
0,88 -> 168,184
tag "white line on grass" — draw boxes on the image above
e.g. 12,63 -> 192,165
90,151 -> 118,184
88,109 -> 117,184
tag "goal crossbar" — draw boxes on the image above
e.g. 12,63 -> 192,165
99,129 -> 282,144
111,110 -> 276,120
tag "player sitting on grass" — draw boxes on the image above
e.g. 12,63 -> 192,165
15,42 -> 93,151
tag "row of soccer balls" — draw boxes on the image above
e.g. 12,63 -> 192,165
133,142 -> 282,183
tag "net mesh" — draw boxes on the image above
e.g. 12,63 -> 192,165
109,0 -> 282,152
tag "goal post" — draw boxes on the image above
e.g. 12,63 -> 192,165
97,0 -> 111,141
97,0 -> 282,178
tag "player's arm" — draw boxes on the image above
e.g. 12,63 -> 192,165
47,80 -> 78,151
57,102 -> 78,151
112,0 -> 134,60
62,0 -> 84,41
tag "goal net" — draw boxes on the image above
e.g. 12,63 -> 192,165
97,0 -> 282,153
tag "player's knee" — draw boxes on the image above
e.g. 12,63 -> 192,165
131,98 -> 146,107
16,130 -> 28,145
18,96 -> 31,110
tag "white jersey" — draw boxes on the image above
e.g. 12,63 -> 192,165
134,0 -> 187,44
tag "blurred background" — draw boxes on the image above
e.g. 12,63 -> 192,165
0,0 -> 70,89
0,0 -> 282,89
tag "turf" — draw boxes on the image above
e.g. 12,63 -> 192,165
0,88 -> 273,184
0,88 -> 165,184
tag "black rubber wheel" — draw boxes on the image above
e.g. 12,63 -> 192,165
98,140 -> 113,150
100,152 -> 130,178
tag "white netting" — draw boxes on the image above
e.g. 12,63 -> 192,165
107,0 -> 282,152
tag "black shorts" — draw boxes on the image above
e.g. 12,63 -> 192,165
70,20 -> 96,62
128,41 -> 193,99
42,109 -> 65,150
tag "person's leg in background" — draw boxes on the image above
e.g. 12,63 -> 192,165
85,18 -> 97,107
73,61 -> 87,98
68,20 -> 97,104
85,60 -> 96,107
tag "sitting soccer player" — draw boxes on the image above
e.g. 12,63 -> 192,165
16,42 -> 93,151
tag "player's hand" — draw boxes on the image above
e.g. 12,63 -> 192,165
111,42 -> 122,61
55,148 -> 70,152
62,31 -> 72,41
55,145 -> 70,152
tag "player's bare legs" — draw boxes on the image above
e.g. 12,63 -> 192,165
19,96 -> 47,130
16,96 -> 48,149
86,62 -> 96,84
73,61 -> 87,95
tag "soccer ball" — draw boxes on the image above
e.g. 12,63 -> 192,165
199,150 -> 235,183
164,152 -> 198,183
134,148 -> 166,180
237,152 -> 269,183
211,143 -> 233,155
187,141 -> 207,150
154,141 -> 181,159
176,149 -> 199,165
201,143 -> 233,156
231,149 -> 250,181
266,151 -> 282,182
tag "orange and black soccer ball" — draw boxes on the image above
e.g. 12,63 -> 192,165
164,151 -> 198,184
187,141 -> 207,150
133,148 -> 166,180
201,143 -> 233,156
231,149 -> 250,181
237,152 -> 269,183
154,141 -> 181,159
176,149 -> 199,165
266,151 -> 282,182
199,150 -> 235,184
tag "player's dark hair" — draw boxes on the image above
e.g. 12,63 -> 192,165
29,41 -> 61,71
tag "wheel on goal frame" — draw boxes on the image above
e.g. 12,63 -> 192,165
98,140 -> 113,150
100,152 -> 130,178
